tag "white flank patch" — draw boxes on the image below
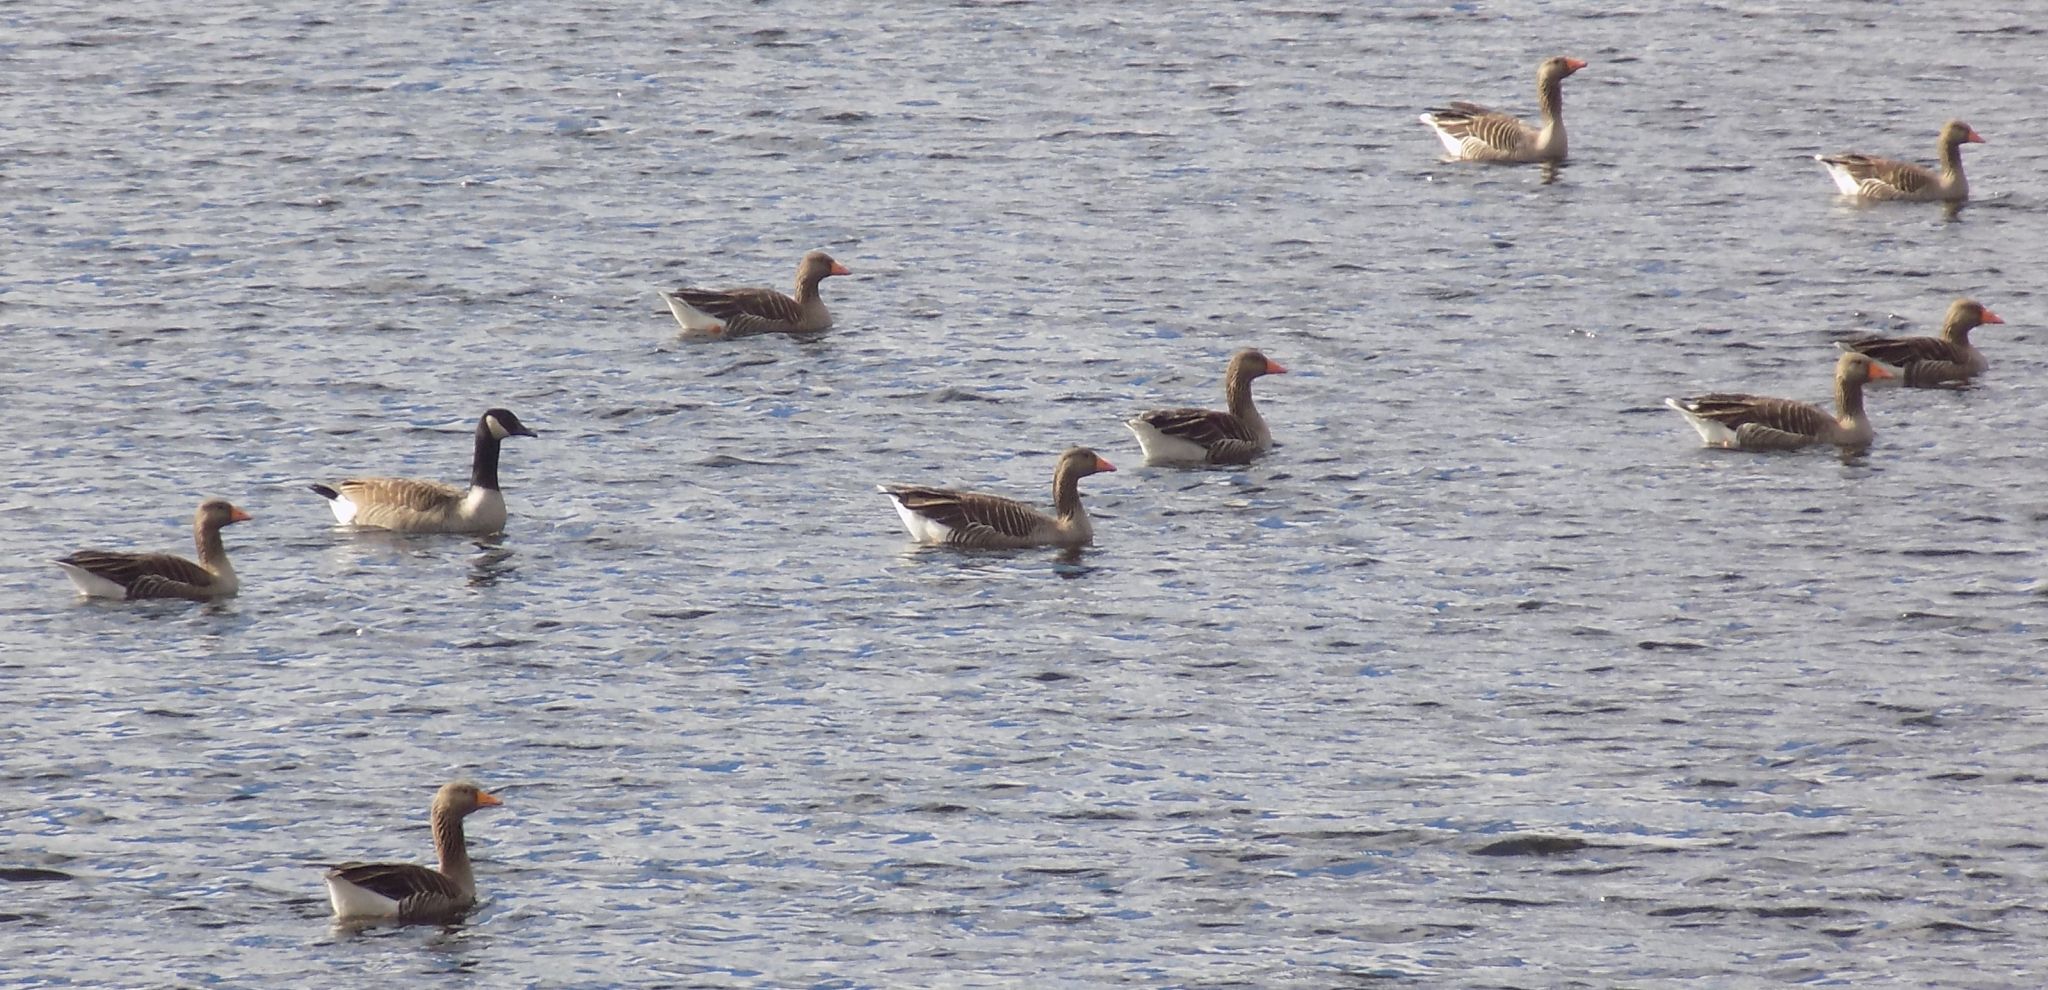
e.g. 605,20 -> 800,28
326,876 -> 401,919
1418,116 -> 1466,158
54,561 -> 128,599
320,490 -> 361,525
658,290 -> 724,335
1814,157 -> 1863,196
879,489 -> 953,544
1664,398 -> 1739,448
1125,419 -> 1215,466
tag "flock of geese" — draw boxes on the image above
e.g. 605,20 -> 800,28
1413,57 -> 2003,453
44,52 -> 2007,925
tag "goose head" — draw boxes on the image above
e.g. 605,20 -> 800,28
1947,298 -> 2003,331
1939,120 -> 1986,148
1540,56 -> 1588,84
480,409 -> 538,441
432,780 -> 505,819
798,250 -> 853,285
196,499 -> 252,530
1229,348 -> 1289,380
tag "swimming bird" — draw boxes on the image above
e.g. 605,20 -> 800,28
657,250 -> 851,339
878,448 -> 1116,550
1419,56 -> 1587,164
1837,298 -> 2003,386
1125,349 -> 1288,466
325,781 -> 503,925
1815,120 -> 1984,203
310,408 -> 537,534
1665,352 -> 1895,451
54,498 -> 251,601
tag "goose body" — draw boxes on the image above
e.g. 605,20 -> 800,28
659,250 -> 850,339
1126,349 -> 1287,466
326,781 -> 502,925
879,448 -> 1115,550
1816,120 -> 1983,203
54,499 -> 251,601
311,408 -> 536,534
1420,56 -> 1586,164
1665,352 -> 1895,451
1838,298 -> 2001,386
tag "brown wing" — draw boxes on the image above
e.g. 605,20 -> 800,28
327,861 -> 473,920
336,477 -> 465,514
1679,393 -> 1834,437
1425,101 -> 1535,155
1839,334 -> 1962,367
1820,154 -> 1934,197
1133,408 -> 1256,448
882,486 -> 1051,544
58,550 -> 216,599
327,862 -> 467,905
667,287 -> 804,332
1841,335 -> 1978,385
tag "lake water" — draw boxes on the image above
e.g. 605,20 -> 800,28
5,0 -> 2048,985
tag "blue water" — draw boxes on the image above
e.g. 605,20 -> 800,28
4,1 -> 2047,986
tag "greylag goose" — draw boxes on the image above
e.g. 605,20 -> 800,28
1838,298 -> 2003,386
878,447 -> 1116,550
1665,352 -> 1895,451
1420,56 -> 1587,164
54,499 -> 251,601
1125,349 -> 1288,465
657,250 -> 851,339
311,408 -> 537,534
325,781 -> 503,924
1815,120 -> 1984,203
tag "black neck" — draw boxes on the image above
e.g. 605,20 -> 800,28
470,423 -> 503,491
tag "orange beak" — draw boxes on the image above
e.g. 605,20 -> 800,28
1981,308 -> 2005,325
229,508 -> 253,522
476,790 -> 504,808
1866,362 -> 1896,381
1966,129 -> 1986,144
1094,456 -> 1117,473
829,262 -> 852,276
1565,58 -> 1588,71
1265,359 -> 1289,375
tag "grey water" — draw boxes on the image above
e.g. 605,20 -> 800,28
4,0 -> 2048,986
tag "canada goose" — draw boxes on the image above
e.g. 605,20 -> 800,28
310,408 -> 537,534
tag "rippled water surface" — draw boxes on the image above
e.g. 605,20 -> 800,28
6,0 -> 2048,986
